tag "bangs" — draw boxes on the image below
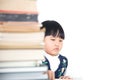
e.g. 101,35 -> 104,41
45,27 -> 65,39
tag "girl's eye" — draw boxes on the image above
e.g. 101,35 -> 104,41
51,39 -> 55,41
59,39 -> 63,42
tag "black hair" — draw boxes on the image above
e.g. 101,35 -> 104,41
40,20 -> 65,39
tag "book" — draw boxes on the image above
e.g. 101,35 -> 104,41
0,49 -> 45,61
0,13 -> 38,22
0,32 -> 44,41
0,42 -> 44,49
0,66 -> 48,80
0,0 -> 38,13
0,60 -> 43,68
0,22 -> 43,32
0,32 -> 44,49
0,66 -> 48,73
0,24 -> 45,49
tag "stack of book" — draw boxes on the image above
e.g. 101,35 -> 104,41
0,0 -> 48,80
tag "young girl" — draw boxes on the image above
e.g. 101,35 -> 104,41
40,20 -> 72,80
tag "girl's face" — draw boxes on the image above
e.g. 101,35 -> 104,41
44,35 -> 63,56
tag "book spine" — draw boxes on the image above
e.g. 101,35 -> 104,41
0,49 -> 45,61
0,13 -> 38,22
0,42 -> 44,49
0,66 -> 48,80
0,22 -> 44,32
0,72 -> 48,80
0,66 -> 48,73
0,60 -> 42,68
0,0 -> 38,12
0,32 -> 44,41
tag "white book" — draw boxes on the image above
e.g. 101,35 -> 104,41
0,72 -> 48,80
0,66 -> 47,73
0,32 -> 45,49
0,66 -> 48,80
0,60 -> 42,68
0,49 -> 45,61
0,32 -> 44,42
0,31 -> 45,49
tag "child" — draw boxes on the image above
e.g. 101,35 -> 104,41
40,20 -> 72,80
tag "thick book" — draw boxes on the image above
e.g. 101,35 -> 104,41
0,0 -> 38,13
0,22 -> 43,32
0,49 -> 45,61
0,66 -> 48,80
0,29 -> 45,49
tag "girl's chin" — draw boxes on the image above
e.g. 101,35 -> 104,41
51,53 -> 59,56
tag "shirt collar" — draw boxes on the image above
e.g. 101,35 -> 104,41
42,50 -> 59,59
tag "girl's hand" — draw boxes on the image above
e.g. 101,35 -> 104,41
59,76 -> 73,80
47,70 -> 55,80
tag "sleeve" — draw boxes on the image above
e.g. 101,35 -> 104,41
41,57 -> 51,70
59,55 -> 68,76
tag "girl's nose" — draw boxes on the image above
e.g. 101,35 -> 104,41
55,41 -> 59,46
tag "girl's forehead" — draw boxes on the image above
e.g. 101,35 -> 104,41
46,35 -> 63,39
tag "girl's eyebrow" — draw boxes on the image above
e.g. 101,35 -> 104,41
49,36 -> 55,38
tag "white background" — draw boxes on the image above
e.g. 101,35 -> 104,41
37,0 -> 120,80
